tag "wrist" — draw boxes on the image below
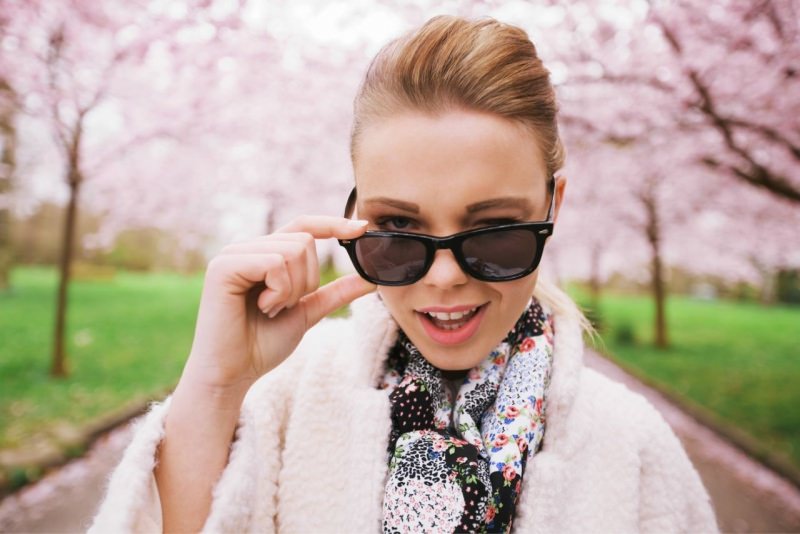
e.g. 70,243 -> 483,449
174,363 -> 255,413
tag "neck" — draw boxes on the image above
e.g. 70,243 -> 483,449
440,368 -> 469,381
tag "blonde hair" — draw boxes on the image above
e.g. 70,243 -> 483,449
351,15 -> 565,179
534,280 -> 596,336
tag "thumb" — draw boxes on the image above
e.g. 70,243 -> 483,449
301,273 -> 376,327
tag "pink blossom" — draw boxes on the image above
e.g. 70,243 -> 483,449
503,464 -> 516,481
486,506 -> 496,522
520,337 -> 536,352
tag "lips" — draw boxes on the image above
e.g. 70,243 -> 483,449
416,303 -> 488,345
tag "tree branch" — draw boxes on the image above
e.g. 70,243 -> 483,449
651,9 -> 800,203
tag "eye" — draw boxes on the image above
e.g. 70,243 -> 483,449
376,216 -> 414,231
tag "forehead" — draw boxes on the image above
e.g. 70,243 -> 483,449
353,110 -> 549,211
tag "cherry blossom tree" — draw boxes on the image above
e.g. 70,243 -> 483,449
652,0 -> 800,203
508,0 -> 800,346
4,0 -> 798,360
2,0 -> 236,376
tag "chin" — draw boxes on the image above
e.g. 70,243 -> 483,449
405,324 -> 503,372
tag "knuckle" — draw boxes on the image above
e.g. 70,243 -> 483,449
292,241 -> 308,261
205,255 -> 233,282
206,255 -> 226,273
299,232 -> 314,247
274,259 -> 292,298
310,272 -> 321,292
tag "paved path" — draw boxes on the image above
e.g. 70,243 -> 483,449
1,352 -> 800,533
585,350 -> 800,533
0,423 -> 132,533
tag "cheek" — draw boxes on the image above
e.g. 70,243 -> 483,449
376,287 -> 406,315
491,274 -> 539,320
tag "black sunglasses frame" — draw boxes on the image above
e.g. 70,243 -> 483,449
339,178 -> 556,286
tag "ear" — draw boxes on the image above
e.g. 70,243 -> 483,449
553,174 -> 567,224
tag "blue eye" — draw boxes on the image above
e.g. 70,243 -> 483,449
377,216 -> 413,230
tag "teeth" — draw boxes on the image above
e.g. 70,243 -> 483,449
424,307 -> 478,321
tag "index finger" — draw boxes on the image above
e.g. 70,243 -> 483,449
277,215 -> 368,240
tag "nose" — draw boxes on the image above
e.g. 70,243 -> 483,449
422,249 -> 469,289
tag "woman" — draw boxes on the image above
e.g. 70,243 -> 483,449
91,16 -> 717,533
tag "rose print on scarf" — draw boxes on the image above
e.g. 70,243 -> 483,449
382,299 -> 554,534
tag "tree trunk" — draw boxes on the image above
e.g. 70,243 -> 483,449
651,241 -> 669,349
266,206 -> 275,235
587,243 -> 603,331
51,168 -> 81,377
0,79 -> 16,291
265,190 -> 282,235
589,244 -> 602,310
643,187 -> 669,349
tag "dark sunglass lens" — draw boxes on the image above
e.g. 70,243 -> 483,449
461,229 -> 538,279
354,235 -> 428,283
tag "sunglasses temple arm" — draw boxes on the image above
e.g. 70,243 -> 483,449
545,177 -> 556,221
344,187 -> 357,218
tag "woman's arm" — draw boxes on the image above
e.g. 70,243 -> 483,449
154,375 -> 250,532
133,216 -> 373,533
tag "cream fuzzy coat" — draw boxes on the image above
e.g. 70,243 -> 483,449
90,290 -> 718,533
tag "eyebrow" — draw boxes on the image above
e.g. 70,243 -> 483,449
361,196 -> 535,215
466,197 -> 534,213
362,197 -> 420,213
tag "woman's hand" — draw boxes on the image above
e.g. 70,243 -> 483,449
183,215 -> 375,393
156,216 -> 374,533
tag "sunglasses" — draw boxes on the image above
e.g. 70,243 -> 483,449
338,179 -> 555,286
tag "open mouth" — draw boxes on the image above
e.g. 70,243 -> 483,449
422,306 -> 481,330
415,303 -> 489,345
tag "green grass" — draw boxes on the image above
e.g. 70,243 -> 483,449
573,288 -> 800,472
3,268 -> 799,480
0,267 -> 203,451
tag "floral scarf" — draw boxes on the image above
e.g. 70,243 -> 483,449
381,300 -> 554,533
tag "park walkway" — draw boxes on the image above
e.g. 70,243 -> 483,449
1,351 -> 799,532
584,350 -> 800,533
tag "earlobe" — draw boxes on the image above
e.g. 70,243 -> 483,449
553,174 -> 567,223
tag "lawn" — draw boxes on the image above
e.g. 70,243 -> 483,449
574,289 -> 800,474
2,268 -> 798,483
0,267 -> 203,454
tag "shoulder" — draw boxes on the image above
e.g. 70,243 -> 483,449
545,363 -> 682,464
574,367 -> 674,444
572,370 -> 717,530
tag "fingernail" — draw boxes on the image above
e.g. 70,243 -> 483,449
268,306 -> 282,319
347,219 -> 368,228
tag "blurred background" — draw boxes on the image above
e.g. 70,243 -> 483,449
0,0 -> 798,532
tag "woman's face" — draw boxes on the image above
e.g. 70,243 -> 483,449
354,109 -> 564,370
